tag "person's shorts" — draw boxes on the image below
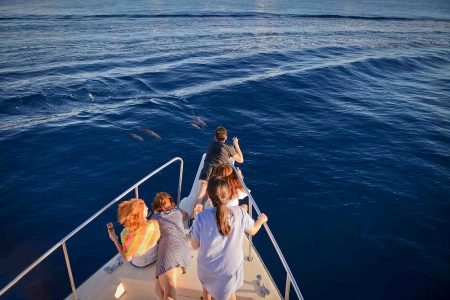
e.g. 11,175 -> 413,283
130,245 -> 157,268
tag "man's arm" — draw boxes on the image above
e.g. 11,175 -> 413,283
232,137 -> 244,163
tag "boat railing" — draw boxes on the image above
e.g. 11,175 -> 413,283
0,157 -> 184,299
1,156 -> 305,300
229,163 -> 305,300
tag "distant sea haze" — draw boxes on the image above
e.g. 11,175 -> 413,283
0,0 -> 449,299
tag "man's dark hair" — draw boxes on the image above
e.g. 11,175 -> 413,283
215,126 -> 227,142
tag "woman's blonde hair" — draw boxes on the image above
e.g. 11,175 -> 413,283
207,176 -> 232,237
212,164 -> 243,200
118,198 -> 147,231
152,192 -> 175,212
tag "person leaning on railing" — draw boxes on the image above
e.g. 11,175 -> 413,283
151,192 -> 191,300
211,163 -> 248,212
194,126 -> 244,213
108,198 -> 160,267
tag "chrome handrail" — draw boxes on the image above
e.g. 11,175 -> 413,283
0,157 -> 184,298
229,163 -> 305,300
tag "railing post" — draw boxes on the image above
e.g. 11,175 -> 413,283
177,159 -> 183,206
62,242 -> 79,300
285,274 -> 291,300
247,199 -> 254,261
134,186 -> 139,199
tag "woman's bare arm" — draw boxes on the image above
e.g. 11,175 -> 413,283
246,213 -> 268,236
108,229 -> 132,261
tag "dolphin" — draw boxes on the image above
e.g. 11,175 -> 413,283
195,116 -> 207,127
128,133 -> 144,142
191,123 -> 202,130
140,128 -> 162,139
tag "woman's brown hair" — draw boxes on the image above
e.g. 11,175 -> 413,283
212,164 -> 243,200
152,192 -> 175,212
207,176 -> 232,237
118,198 -> 147,231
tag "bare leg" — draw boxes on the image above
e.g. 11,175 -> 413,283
160,267 -> 182,300
158,274 -> 173,300
202,287 -> 212,300
155,278 -> 164,300
194,180 -> 208,213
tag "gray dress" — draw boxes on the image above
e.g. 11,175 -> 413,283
152,209 -> 190,277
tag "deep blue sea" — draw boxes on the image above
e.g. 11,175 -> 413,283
1,0 -> 449,299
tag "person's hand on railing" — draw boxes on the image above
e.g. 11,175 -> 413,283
247,213 -> 268,236
258,213 -> 268,224
194,204 -> 203,216
188,204 -> 203,228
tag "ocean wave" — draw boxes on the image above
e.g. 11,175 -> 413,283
0,94 -> 190,135
2,50 -> 446,117
170,52 -> 450,98
1,13 -> 449,22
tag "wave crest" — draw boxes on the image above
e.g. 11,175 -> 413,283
1,13 -> 448,22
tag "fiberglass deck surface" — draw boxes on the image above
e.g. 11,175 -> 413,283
67,232 -> 282,300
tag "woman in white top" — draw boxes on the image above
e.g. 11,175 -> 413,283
211,164 -> 248,211
190,176 -> 268,300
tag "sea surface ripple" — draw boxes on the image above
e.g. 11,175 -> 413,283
1,0 -> 449,299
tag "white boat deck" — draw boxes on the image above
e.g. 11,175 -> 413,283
67,232 -> 282,300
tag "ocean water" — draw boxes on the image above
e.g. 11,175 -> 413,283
1,0 -> 450,299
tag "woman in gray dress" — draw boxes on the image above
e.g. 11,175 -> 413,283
152,192 -> 190,300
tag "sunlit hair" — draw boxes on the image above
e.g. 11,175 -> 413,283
207,176 -> 231,237
212,164 -> 243,200
118,198 -> 147,232
152,192 -> 175,212
215,126 -> 227,142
